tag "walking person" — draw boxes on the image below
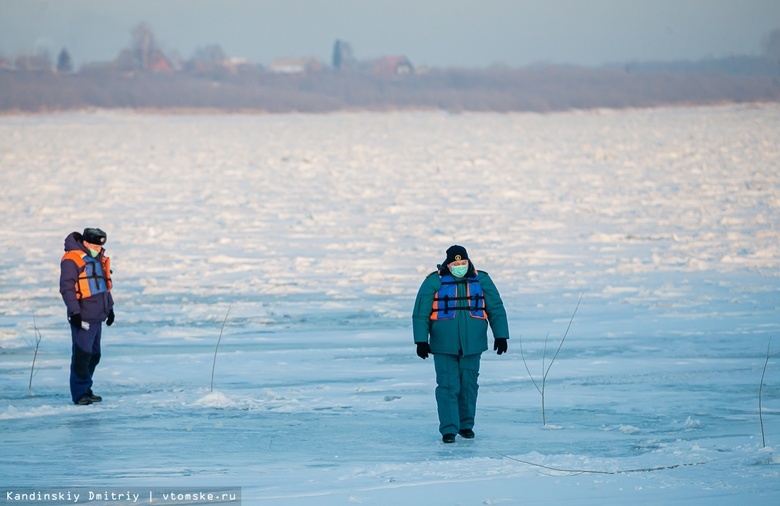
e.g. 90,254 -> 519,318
412,245 -> 509,443
60,228 -> 115,405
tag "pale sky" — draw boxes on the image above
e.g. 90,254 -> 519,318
0,0 -> 778,68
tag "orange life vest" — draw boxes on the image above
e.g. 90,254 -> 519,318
61,250 -> 112,300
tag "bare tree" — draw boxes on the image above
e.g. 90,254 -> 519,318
187,44 -> 228,75
132,23 -> 158,70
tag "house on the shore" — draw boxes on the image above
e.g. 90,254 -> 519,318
147,50 -> 172,72
372,56 -> 413,77
269,58 -> 322,75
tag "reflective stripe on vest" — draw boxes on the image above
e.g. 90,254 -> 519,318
62,250 -> 112,300
430,274 -> 487,320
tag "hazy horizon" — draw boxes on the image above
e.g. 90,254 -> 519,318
1,0 -> 779,69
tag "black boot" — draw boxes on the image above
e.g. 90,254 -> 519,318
458,429 -> 475,439
76,396 -> 93,405
442,433 -> 456,444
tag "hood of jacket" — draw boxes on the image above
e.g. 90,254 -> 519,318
64,231 -> 103,256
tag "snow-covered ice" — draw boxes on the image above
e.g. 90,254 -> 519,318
1,105 -> 779,504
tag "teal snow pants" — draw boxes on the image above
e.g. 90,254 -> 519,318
433,352 -> 481,436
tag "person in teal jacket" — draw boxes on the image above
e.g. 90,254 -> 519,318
412,245 -> 509,443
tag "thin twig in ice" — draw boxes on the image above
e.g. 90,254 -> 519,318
28,311 -> 42,397
519,292 -> 583,425
210,306 -> 232,393
759,337 -> 778,448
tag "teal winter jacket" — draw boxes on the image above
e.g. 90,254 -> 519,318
412,270 -> 509,356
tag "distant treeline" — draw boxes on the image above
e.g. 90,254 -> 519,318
2,61 -> 779,114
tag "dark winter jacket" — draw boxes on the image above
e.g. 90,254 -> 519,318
412,269 -> 509,356
60,231 -> 114,322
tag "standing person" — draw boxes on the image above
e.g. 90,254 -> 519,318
60,228 -> 115,405
412,245 -> 509,443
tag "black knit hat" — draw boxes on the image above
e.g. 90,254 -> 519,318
82,228 -> 107,245
444,245 -> 468,265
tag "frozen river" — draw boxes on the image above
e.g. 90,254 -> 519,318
1,105 -> 779,505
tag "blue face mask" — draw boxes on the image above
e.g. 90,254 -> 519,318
450,265 -> 468,278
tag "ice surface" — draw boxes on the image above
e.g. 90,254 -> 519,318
1,105 -> 779,504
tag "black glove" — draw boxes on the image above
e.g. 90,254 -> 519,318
68,313 -> 82,329
494,338 -> 508,355
416,342 -> 431,359
106,309 -> 115,326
